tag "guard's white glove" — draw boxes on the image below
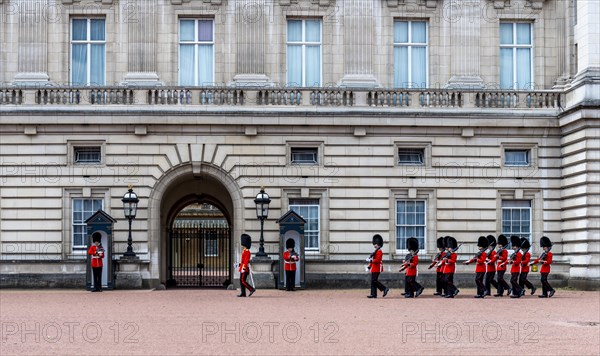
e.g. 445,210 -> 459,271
366,258 -> 372,262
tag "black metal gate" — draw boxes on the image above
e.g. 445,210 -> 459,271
168,223 -> 231,288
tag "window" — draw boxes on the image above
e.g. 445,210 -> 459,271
287,19 -> 321,87
74,146 -> 101,164
500,22 -> 533,89
72,198 -> 104,248
289,199 -> 320,250
394,20 -> 428,88
179,19 -> 214,86
396,200 -> 426,251
398,148 -> 425,165
501,200 -> 531,240
291,147 -> 318,165
505,149 -> 530,166
71,18 -> 105,86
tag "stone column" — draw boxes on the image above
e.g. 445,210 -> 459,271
553,0 -> 573,87
572,0 -> 600,84
339,0 -> 378,87
13,0 -> 50,84
445,0 -> 484,89
122,0 -> 161,85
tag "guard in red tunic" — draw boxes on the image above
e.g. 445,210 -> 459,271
494,234 -> 511,297
441,236 -> 460,298
432,237 -> 446,296
484,235 -> 499,296
367,234 -> 389,298
283,238 -> 299,291
518,237 -> 536,295
464,236 -> 488,298
87,232 -> 104,292
238,234 -> 255,297
508,235 -> 525,298
401,237 -> 423,298
530,236 -> 555,298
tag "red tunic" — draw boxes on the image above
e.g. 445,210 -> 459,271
239,248 -> 251,272
404,254 -> 418,277
534,252 -> 552,273
283,251 -> 298,271
520,251 -> 531,273
370,249 -> 383,273
442,252 -> 457,274
435,251 -> 446,273
486,250 -> 497,272
496,249 -> 508,271
510,251 -> 522,274
475,251 -> 487,273
87,245 -> 103,268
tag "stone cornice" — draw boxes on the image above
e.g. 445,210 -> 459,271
171,0 -> 222,4
490,0 -> 547,10
62,0 -> 114,4
386,0 -> 439,8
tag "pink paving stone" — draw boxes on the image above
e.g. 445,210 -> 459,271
0,288 -> 599,355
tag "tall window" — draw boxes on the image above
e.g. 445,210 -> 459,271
501,200 -> 531,240
287,19 -> 321,87
396,200 -> 426,250
289,199 -> 320,250
179,19 -> 214,86
71,18 -> 106,86
72,199 -> 103,248
394,20 -> 427,88
500,22 -> 533,89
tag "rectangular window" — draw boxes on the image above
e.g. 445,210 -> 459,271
179,19 -> 214,86
74,146 -> 101,164
289,199 -> 320,250
501,200 -> 531,240
287,19 -> 322,87
72,198 -> 104,248
395,200 -> 426,251
398,148 -> 425,165
500,22 -> 533,89
505,149 -> 530,166
71,18 -> 106,86
291,147 -> 318,165
394,20 -> 428,88
204,231 -> 218,257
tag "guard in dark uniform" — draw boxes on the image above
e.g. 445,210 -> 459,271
494,234 -> 511,297
367,234 -> 389,298
519,237 -> 536,295
484,235 -> 498,296
530,236 -> 555,298
464,236 -> 488,298
433,237 -> 446,296
238,233 -> 255,297
508,235 -> 524,298
87,232 -> 104,292
442,236 -> 459,298
402,237 -> 423,298
283,238 -> 299,291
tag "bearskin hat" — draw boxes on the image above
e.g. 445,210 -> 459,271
445,236 -> 457,249
286,238 -> 295,249
477,236 -> 489,248
436,237 -> 446,249
510,235 -> 521,248
92,232 -> 102,243
406,237 -> 419,252
520,237 -> 531,250
540,236 -> 552,248
372,234 -> 384,247
497,234 -> 508,247
241,233 -> 251,249
486,235 -> 497,248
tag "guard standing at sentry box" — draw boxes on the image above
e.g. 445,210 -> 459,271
87,232 -> 104,292
283,238 -> 299,291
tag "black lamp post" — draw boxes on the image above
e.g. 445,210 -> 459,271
121,186 -> 139,258
254,187 -> 271,257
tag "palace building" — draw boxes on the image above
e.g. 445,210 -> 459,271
0,0 -> 598,289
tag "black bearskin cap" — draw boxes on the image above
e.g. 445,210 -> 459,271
372,234 -> 384,247
92,232 -> 102,243
520,237 -> 531,250
445,236 -> 457,249
497,234 -> 508,246
286,238 -> 295,249
436,237 -> 445,249
241,233 -> 251,249
477,236 -> 489,248
540,236 -> 552,248
510,235 -> 521,248
486,235 -> 497,248
407,237 -> 419,252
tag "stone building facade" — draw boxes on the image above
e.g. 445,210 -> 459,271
0,0 -> 598,289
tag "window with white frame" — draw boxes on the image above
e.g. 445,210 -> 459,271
289,199 -> 320,250
396,200 -> 426,251
72,198 -> 104,248
179,19 -> 214,86
394,20 -> 428,88
71,18 -> 106,86
501,200 -> 531,240
74,146 -> 101,164
291,147 -> 318,165
500,22 -> 533,89
505,149 -> 530,166
287,19 -> 321,87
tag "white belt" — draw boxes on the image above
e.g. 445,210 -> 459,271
284,261 -> 296,264
92,256 -> 102,259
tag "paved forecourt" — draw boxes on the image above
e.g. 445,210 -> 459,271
1,289 -> 598,355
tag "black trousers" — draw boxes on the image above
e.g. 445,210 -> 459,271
519,272 -> 534,290
92,266 -> 102,291
240,271 -> 254,296
404,275 -> 423,296
285,270 -> 296,291
444,273 -> 456,296
484,270 -> 498,295
510,272 -> 523,295
370,272 -> 386,296
496,270 -> 510,294
540,273 -> 554,295
436,271 -> 446,294
475,272 -> 486,295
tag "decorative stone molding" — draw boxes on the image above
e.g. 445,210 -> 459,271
171,0 -> 222,5
529,0 -> 546,9
490,0 -> 547,10
386,0 -> 439,8
62,0 -> 114,4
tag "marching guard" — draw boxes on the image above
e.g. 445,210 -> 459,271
464,236 -> 489,298
484,235 -> 499,296
530,236 -> 555,298
401,237 -> 423,298
507,235 -> 525,298
519,237 -> 536,295
238,233 -> 255,297
494,234 -> 511,297
367,234 -> 389,298
441,236 -> 460,298
431,237 -> 446,296
283,238 -> 299,291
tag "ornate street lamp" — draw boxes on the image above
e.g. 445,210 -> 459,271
254,187 -> 271,257
121,185 -> 139,258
